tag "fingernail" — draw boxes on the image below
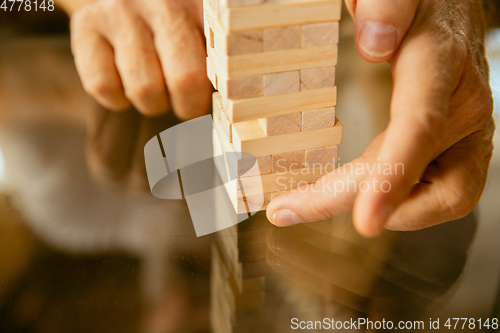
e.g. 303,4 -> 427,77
272,209 -> 303,227
358,21 -> 398,58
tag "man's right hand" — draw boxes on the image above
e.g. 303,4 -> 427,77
70,0 -> 212,119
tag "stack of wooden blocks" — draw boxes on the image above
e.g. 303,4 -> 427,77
205,2 -> 343,331
206,0 -> 344,214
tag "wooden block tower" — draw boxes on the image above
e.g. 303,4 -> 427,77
205,0 -> 343,213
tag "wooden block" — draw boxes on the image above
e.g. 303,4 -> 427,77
272,150 -> 305,172
232,118 -> 343,157
269,191 -> 284,200
263,26 -> 301,51
300,67 -> 336,90
213,105 -> 273,178
302,21 -> 340,47
234,164 -> 335,196
218,0 -> 342,32
305,146 -> 338,167
238,155 -> 272,177
301,107 -> 336,131
234,192 -> 271,214
228,75 -> 264,99
205,3 -> 263,56
213,92 -> 232,142
225,86 -> 337,123
258,113 -> 301,135
225,0 -> 265,7
225,44 -> 338,77
264,71 -> 300,96
207,57 -> 218,90
227,30 -> 264,56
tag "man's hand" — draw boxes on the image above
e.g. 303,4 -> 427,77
69,0 -> 211,119
267,0 -> 495,237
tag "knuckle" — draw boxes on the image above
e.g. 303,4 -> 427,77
411,111 -> 447,153
84,78 -> 115,98
437,179 -> 477,221
127,81 -> 163,102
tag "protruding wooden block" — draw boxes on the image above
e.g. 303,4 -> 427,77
227,30 -> 263,56
302,22 -> 340,47
264,71 -> 300,96
263,26 -> 301,51
273,150 -> 305,172
226,0 -> 265,8
258,113 -> 301,135
228,75 -> 264,99
238,155 -> 272,177
232,118 -> 343,157
301,107 -> 336,131
300,67 -> 336,90
305,146 -> 338,167
237,164 -> 335,196
224,86 -> 337,123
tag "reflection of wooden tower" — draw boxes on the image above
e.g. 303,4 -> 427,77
206,0 -> 344,214
205,1 -> 342,332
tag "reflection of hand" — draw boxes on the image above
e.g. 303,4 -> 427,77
266,213 -> 476,320
267,0 -> 494,237
86,106 -> 181,191
70,0 -> 211,119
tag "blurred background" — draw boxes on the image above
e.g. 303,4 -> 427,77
0,3 -> 499,333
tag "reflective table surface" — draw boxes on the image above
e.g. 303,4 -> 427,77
0,17 -> 499,333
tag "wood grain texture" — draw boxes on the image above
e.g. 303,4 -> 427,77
263,26 -> 301,51
213,92 -> 232,143
258,113 -> 301,135
237,155 -> 272,177
227,30 -> 264,55
300,67 -> 336,90
227,75 -> 264,99
305,146 -> 338,167
235,164 -> 335,196
219,0 -> 342,32
272,150 -> 305,172
232,118 -> 343,157
225,86 -> 337,123
208,48 -> 264,100
302,21 -> 340,47
213,104 -> 273,178
264,71 -> 300,96
227,44 -> 338,77
301,107 -> 336,131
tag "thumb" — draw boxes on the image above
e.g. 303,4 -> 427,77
265,136 -> 384,226
346,0 -> 420,63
